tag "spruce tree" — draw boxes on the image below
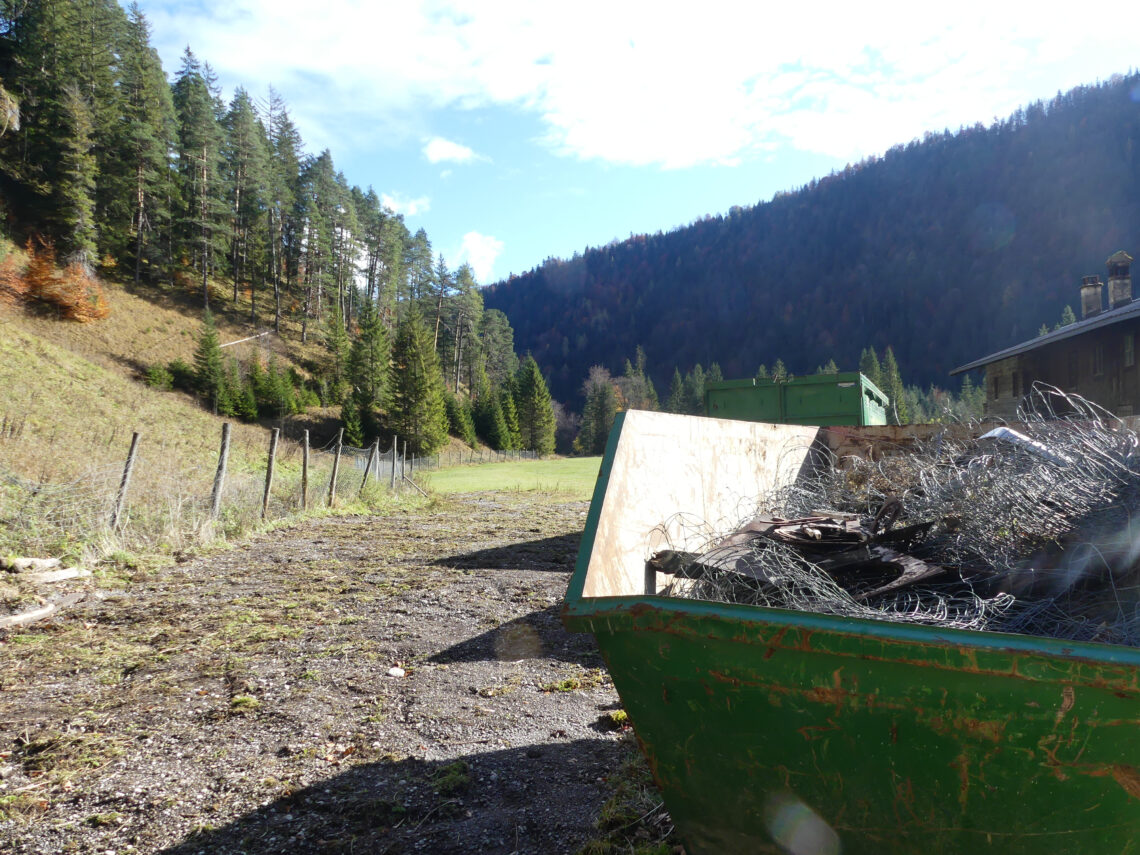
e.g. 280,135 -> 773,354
772,359 -> 787,381
500,386 -> 522,449
223,87 -> 268,304
387,308 -> 449,454
473,381 -> 510,450
172,48 -> 227,308
193,310 -> 224,412
347,296 -> 389,424
665,368 -> 685,413
515,356 -> 556,455
445,393 -> 477,448
575,367 -> 618,455
756,364 -> 769,380
341,393 -> 364,447
859,347 -> 883,388
882,346 -> 909,425
116,4 -> 176,284
1060,305 -> 1077,326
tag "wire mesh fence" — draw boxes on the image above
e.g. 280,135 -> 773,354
0,425 -> 483,557
414,447 -> 538,470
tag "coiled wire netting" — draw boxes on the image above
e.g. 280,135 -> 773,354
659,385 -> 1140,647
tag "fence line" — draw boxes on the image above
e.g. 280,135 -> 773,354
0,424 -> 540,556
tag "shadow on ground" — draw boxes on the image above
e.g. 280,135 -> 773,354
158,738 -> 625,855
429,606 -> 604,667
431,532 -> 582,573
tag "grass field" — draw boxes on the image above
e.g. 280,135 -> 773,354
421,456 -> 602,500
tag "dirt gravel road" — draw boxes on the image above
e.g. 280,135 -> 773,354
1,493 -> 665,854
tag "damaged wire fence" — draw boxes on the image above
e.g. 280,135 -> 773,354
653,385 -> 1140,647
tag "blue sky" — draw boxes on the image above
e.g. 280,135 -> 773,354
137,1 -> 1140,284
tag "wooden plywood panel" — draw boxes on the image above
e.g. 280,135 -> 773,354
582,411 -> 821,599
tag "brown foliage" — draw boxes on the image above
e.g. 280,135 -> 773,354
15,237 -> 111,322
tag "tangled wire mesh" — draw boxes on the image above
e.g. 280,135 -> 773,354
657,385 -> 1140,647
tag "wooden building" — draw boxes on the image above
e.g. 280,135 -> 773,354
951,251 -> 1135,418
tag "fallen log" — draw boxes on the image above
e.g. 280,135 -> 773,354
0,602 -> 56,628
23,568 -> 91,585
1,557 -> 61,574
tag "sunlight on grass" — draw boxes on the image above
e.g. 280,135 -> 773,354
421,457 -> 601,499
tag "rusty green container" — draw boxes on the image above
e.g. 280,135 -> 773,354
563,410 -> 1140,855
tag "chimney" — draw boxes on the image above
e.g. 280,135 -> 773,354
1107,250 -> 1134,309
1081,275 -> 1104,318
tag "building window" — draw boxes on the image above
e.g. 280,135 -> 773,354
1126,333 -> 1135,368
1094,344 -> 1105,376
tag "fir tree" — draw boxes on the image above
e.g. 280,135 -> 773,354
347,296 -> 389,422
772,359 -> 787,381
1060,305 -> 1077,326
445,393 -> 477,448
341,393 -> 364,447
575,366 -> 618,455
882,346 -> 909,424
515,356 -> 556,455
193,310 -> 224,412
500,386 -> 522,449
387,308 -> 449,454
756,364 -> 769,380
665,368 -> 685,413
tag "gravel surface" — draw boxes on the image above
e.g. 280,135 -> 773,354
0,493 -> 655,854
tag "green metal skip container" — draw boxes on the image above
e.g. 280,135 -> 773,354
562,410 -> 1140,855
705,372 -> 889,426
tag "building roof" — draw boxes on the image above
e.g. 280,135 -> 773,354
950,297 -> 1140,375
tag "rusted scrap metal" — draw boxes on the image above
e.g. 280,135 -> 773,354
652,501 -> 947,605
655,386 -> 1140,647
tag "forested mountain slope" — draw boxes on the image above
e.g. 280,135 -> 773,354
484,73 -> 1140,403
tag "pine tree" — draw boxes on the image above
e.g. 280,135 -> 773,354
193,310 -> 224,412
116,4 -> 175,284
347,296 -> 389,422
387,308 -> 449,454
500,386 -> 522,449
324,299 -> 350,397
756,364 -> 769,380
772,359 -> 787,381
819,358 -> 839,374
341,393 -> 364,447
223,87 -> 268,304
172,49 -> 226,308
665,368 -> 685,413
575,367 -> 619,455
859,347 -> 883,388
882,346 -> 909,424
445,393 -> 477,448
515,356 -> 556,455
472,378 -> 510,450
1060,305 -> 1077,326
683,364 -> 706,415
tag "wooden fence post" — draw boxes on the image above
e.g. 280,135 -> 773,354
110,431 -> 140,530
401,440 -> 407,483
360,437 -> 379,496
261,428 -> 279,520
210,423 -> 231,519
301,429 -> 309,511
390,436 -> 398,490
328,428 -> 343,507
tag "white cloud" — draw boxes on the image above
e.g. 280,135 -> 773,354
423,137 -> 482,164
144,1 -> 1140,169
455,231 -> 504,283
381,192 -> 431,217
